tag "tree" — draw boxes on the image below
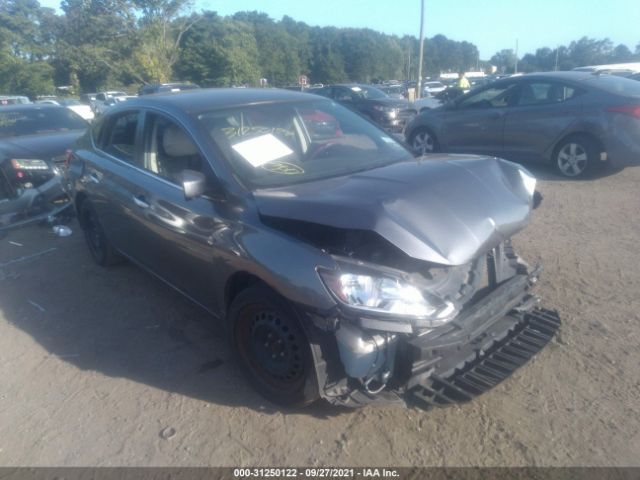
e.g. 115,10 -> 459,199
233,11 -> 305,85
57,0 -> 138,91
611,44 -> 633,63
132,0 -> 199,83
0,52 -> 55,96
0,0 -> 56,60
309,27 -> 347,83
567,37 -> 613,67
175,12 -> 260,86
490,49 -> 518,73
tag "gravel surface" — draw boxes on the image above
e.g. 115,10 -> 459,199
0,164 -> 639,466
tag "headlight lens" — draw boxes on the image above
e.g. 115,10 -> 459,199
319,259 -> 458,324
372,105 -> 397,116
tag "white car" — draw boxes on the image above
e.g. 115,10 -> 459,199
412,96 -> 443,113
91,91 -> 130,116
35,98 -> 95,122
422,81 -> 447,95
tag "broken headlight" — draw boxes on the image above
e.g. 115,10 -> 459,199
518,167 -> 536,197
318,258 -> 458,324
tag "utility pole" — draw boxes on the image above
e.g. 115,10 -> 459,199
416,0 -> 425,99
514,39 -> 519,74
555,47 -> 560,71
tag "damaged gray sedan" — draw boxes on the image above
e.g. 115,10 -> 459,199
68,89 -> 560,409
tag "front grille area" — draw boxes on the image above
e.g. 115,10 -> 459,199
398,109 -> 417,121
406,307 -> 560,408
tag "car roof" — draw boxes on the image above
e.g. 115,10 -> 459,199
119,88 -> 324,114
333,83 -> 374,88
0,103 -> 65,112
497,71 -> 612,83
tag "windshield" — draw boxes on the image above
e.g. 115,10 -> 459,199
0,107 -> 88,138
349,85 -> 388,100
198,100 -> 412,188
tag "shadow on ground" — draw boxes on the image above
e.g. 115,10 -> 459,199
0,221 -> 349,419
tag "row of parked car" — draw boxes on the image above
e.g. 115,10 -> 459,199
305,72 -> 640,178
2,71 -> 638,410
1,85 -> 562,411
2,71 -> 639,235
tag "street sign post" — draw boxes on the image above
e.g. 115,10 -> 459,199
298,75 -> 308,86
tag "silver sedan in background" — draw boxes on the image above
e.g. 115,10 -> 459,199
405,72 -> 640,177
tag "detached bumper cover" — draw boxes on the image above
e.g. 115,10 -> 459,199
400,307 -> 560,408
315,270 -> 561,409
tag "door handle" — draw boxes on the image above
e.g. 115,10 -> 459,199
88,172 -> 100,184
132,195 -> 150,209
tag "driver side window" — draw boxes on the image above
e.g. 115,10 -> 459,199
459,84 -> 519,109
142,114 -> 206,185
334,88 -> 356,102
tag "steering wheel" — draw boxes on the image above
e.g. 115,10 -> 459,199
306,141 -> 339,161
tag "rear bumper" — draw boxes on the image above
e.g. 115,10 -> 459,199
605,115 -> 640,168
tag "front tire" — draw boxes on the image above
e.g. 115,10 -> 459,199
554,135 -> 600,178
80,201 -> 121,266
229,285 -> 319,408
409,127 -> 439,155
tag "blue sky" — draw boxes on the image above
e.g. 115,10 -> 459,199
39,0 -> 639,58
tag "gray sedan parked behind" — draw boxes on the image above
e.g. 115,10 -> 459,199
405,72 -> 640,177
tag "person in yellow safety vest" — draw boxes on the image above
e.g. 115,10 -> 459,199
457,72 -> 470,90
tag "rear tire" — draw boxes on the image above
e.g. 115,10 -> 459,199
553,135 -> 601,178
80,201 -> 121,266
229,285 -> 319,408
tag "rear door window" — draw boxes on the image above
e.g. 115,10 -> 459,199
458,83 -> 519,109
517,82 -> 581,106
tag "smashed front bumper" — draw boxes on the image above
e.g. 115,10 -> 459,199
0,176 -> 72,231
310,266 -> 560,409
398,306 -> 560,408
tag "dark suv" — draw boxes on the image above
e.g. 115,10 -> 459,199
308,84 -> 416,133
68,88 -> 559,409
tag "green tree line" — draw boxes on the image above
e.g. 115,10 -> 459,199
1,0 -> 639,97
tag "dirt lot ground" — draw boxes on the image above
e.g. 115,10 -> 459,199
1,164 -> 639,467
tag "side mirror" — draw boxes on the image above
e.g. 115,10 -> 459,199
180,169 -> 206,199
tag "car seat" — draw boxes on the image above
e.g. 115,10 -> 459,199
546,84 -> 566,103
160,125 -> 202,183
518,84 -> 538,105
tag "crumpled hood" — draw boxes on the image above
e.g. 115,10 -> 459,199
254,155 -> 535,266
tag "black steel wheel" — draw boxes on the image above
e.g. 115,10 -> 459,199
229,285 -> 319,407
80,201 -> 120,266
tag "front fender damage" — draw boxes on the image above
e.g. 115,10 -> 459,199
302,248 -> 560,409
